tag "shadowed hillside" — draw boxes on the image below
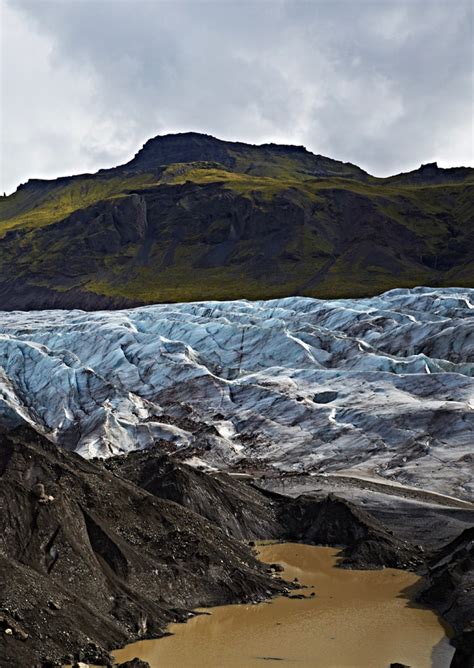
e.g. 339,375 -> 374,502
1,132 -> 472,309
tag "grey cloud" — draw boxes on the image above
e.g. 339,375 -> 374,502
1,0 -> 473,193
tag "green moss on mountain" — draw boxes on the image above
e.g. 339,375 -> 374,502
0,133 -> 472,309
0,173 -> 155,237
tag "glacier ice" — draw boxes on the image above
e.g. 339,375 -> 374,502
0,286 -> 473,499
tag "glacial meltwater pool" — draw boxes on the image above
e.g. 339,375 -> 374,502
111,543 -> 454,668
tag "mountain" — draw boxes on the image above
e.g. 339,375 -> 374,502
0,132 -> 473,309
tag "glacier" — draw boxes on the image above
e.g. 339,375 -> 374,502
0,286 -> 473,499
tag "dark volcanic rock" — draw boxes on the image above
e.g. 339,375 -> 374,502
105,447 -> 422,571
450,628 -> 474,668
279,493 -> 423,569
102,446 -> 283,540
0,279 -> 142,311
116,660 -> 151,668
121,132 -> 237,173
0,427 -> 284,667
418,527 -> 474,667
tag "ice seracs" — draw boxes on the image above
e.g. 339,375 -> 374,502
0,287 -> 473,499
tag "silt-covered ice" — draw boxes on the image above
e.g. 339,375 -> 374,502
0,287 -> 472,499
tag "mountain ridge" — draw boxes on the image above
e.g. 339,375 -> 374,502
1,132 -> 473,310
11,132 -> 473,193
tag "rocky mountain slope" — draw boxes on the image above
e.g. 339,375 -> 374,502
419,527 -> 474,667
101,446 -> 284,541
0,427 -> 286,667
103,446 -> 422,570
0,133 -> 472,309
0,288 -> 472,500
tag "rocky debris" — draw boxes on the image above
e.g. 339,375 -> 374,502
0,427 -> 285,667
259,472 -> 474,550
32,482 -> 55,504
418,527 -> 474,667
0,614 -> 28,641
0,281 -> 141,311
279,493 -> 423,570
102,446 -> 283,541
0,425 -> 468,666
104,447 -> 423,571
115,659 -> 151,668
450,627 -> 474,668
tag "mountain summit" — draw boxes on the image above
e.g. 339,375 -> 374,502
113,132 -> 367,180
0,132 -> 472,309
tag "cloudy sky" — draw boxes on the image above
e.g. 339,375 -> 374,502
1,0 -> 472,193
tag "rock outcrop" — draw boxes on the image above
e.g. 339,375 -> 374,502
102,446 -> 283,541
105,447 -> 423,571
280,493 -> 423,570
0,427 -> 285,667
419,527 -> 474,668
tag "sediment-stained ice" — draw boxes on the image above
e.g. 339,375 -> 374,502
0,287 -> 473,499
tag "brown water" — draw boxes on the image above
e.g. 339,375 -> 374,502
112,543 -> 454,668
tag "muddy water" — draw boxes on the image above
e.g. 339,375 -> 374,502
112,543 -> 454,668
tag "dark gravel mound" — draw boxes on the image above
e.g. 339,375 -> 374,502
280,493 -> 423,570
102,446 -> 284,540
0,428 -> 284,667
105,448 -> 422,571
419,527 -> 474,668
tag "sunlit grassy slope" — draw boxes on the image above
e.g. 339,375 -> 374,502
0,132 -> 472,309
0,173 -> 156,237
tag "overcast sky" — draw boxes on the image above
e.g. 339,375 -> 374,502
1,0 -> 473,194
